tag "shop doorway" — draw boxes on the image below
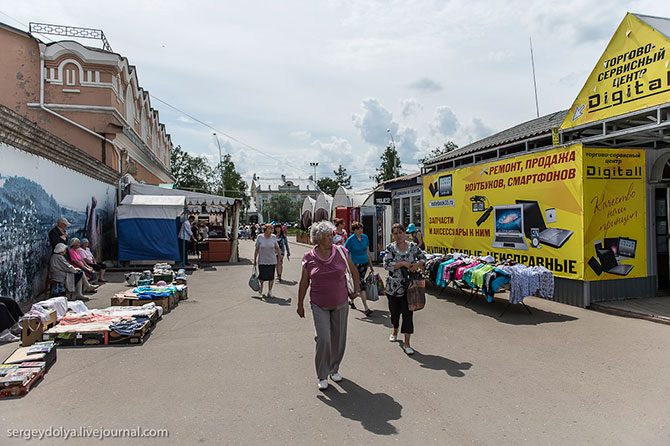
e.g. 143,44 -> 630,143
652,152 -> 670,292
654,187 -> 670,291
361,214 -> 375,258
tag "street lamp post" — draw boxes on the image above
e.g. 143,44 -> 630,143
213,132 -> 224,194
386,128 -> 396,150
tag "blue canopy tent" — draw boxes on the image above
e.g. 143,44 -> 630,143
117,194 -> 185,262
127,183 -> 242,262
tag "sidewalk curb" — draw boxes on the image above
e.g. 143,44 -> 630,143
590,304 -> 670,326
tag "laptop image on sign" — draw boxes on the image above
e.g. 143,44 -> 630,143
492,205 -> 528,250
516,200 -> 574,248
597,248 -> 634,276
604,237 -> 637,261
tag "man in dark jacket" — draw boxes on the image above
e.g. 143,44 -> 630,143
48,217 -> 70,249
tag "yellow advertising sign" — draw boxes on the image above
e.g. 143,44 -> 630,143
561,13 -> 670,130
583,148 -> 646,280
423,144 -> 584,279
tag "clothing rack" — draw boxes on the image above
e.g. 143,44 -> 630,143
425,253 -> 553,317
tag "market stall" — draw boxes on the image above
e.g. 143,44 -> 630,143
117,194 -> 184,263
127,183 -> 243,263
314,192 -> 333,223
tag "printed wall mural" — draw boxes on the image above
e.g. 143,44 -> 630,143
0,143 -> 115,302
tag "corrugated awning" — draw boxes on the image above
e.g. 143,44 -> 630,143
129,183 -> 241,207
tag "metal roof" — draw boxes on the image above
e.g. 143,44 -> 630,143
383,171 -> 420,185
635,13 -> 670,39
424,110 -> 568,166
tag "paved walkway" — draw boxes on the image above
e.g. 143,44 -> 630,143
591,297 -> 670,325
1,240 -> 669,445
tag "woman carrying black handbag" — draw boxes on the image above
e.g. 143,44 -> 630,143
382,223 -> 426,355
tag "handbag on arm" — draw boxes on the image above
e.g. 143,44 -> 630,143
336,246 -> 356,297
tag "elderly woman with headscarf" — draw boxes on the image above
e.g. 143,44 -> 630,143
79,238 -> 107,283
50,243 -> 88,301
298,221 -> 360,390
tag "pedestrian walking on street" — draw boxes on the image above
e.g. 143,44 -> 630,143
383,223 -> 426,355
406,223 -> 425,250
254,224 -> 281,297
332,218 -> 348,246
344,221 -> 374,316
297,221 -> 360,390
274,223 -> 290,282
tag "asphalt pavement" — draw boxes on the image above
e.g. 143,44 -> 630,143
1,239 -> 669,445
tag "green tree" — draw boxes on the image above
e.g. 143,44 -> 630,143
170,145 -> 213,193
419,141 -> 458,164
213,154 -> 250,210
375,145 -> 402,183
264,194 -> 301,223
333,165 -> 351,189
317,177 -> 339,196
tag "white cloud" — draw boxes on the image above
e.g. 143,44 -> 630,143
396,126 -> 420,162
429,106 -> 459,137
289,130 -> 312,140
460,118 -> 496,144
408,77 -> 442,93
352,98 -> 398,147
488,50 -> 513,63
400,98 -> 423,119
177,116 -> 197,124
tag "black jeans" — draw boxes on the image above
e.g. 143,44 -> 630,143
387,293 -> 413,334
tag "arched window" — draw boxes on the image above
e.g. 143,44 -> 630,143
64,62 -> 79,86
662,160 -> 670,181
125,84 -> 134,124
651,151 -> 670,182
140,107 -> 147,139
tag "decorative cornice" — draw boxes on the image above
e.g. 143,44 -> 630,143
0,104 -> 118,185
26,102 -> 173,181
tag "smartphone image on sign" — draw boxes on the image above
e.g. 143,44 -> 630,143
588,256 -> 603,276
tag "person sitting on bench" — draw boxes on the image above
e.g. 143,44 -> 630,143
79,238 -> 107,283
50,243 -> 91,301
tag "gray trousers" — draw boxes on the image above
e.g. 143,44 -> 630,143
311,302 -> 349,380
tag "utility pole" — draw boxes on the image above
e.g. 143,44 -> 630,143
213,132 -> 224,195
530,37 -> 540,118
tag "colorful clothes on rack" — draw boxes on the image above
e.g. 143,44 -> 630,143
499,265 -> 554,304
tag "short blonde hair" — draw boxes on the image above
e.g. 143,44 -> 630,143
310,221 -> 335,244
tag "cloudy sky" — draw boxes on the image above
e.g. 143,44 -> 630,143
0,0 -> 666,188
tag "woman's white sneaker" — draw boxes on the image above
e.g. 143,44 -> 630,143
318,379 -> 329,390
330,373 -> 343,382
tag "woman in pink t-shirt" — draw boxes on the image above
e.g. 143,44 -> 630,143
298,221 -> 360,391
67,238 -> 97,293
